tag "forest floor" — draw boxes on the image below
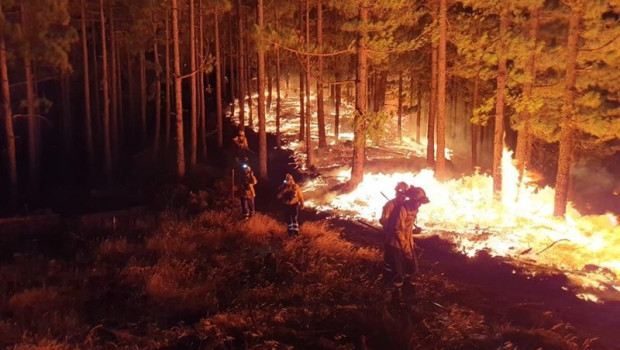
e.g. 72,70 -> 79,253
1,118 -> 620,350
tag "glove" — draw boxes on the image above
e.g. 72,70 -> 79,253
412,226 -> 422,235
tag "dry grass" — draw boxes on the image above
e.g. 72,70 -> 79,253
1,203 -> 606,349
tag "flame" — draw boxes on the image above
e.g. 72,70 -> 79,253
304,149 -> 620,299
234,87 -> 620,301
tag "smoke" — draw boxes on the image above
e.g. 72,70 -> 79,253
571,158 -> 620,214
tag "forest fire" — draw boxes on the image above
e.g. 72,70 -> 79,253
304,149 -> 620,302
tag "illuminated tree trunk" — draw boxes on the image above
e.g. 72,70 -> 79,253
316,0 -> 326,148
335,72 -> 341,141
215,9 -> 223,148
515,8 -> 539,180
98,0 -> 112,182
267,55 -> 272,110
245,12 -> 253,128
471,73 -> 479,168
554,5 -> 581,217
435,0 -> 447,179
426,0 -> 438,165
299,66 -> 305,141
189,0 -> 197,167
492,11 -> 509,200
257,0 -> 268,178
172,0 -> 186,177
397,71 -> 403,140
373,70 -> 387,113
91,20 -> 101,135
416,81 -> 422,144
237,0 -> 246,127
349,5 -> 368,188
305,0 -> 313,167
275,8 -> 282,148
0,31 -> 18,199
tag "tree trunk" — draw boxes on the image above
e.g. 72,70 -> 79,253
471,73 -> 479,168
228,18 -> 235,117
140,49 -> 147,147
397,71 -> 403,140
426,0 -> 438,166
99,0 -> 112,181
335,72 -> 341,141
257,0 -> 268,178
61,74 -> 72,154
493,11 -> 509,200
515,8 -> 539,179
91,20 -> 100,137
275,8 -> 282,148
245,12 -> 253,128
554,5 -> 581,217
172,0 -> 186,178
215,9 -> 223,148
266,55 -> 272,110
416,81 -> 422,144
199,0 -> 207,159
304,0 -> 313,168
0,30 -> 18,199
189,0 -> 197,167
110,5 -> 119,155
299,67 -> 305,141
152,12 -> 162,156
165,9 -> 172,151
237,0 -> 245,127
316,0 -> 326,148
349,5 -> 368,188
435,0 -> 447,179
373,70 -> 387,113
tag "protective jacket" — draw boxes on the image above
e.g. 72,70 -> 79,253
379,195 -> 406,228
385,199 -> 421,257
240,171 -> 257,198
277,182 -> 304,206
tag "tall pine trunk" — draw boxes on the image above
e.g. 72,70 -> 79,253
416,81 -> 422,144
189,0 -> 197,167
61,74 -> 72,154
0,30 -> 17,199
304,0 -> 313,167
139,50 -> 147,148
215,9 -> 223,148
91,20 -> 101,137
349,5 -> 368,188
554,5 -> 581,217
165,9 -> 172,151
257,0 -> 268,178
316,0 -> 326,148
492,11 -> 509,200
397,71 -> 403,140
471,73 -> 479,168
435,0 -> 447,179
426,0 -> 438,165
275,8 -> 282,148
199,0 -> 207,158
299,67 -> 305,141
237,0 -> 245,127
335,72 -> 341,141
172,0 -> 186,177
110,5 -> 119,155
100,0 -> 112,181
152,13 -> 162,156
515,8 -> 539,180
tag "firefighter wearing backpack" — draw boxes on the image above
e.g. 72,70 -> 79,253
277,173 -> 304,237
384,185 -> 429,290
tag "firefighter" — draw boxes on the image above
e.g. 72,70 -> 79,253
380,182 -> 409,281
384,185 -> 429,292
277,173 -> 304,237
239,164 -> 258,219
232,129 -> 250,161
